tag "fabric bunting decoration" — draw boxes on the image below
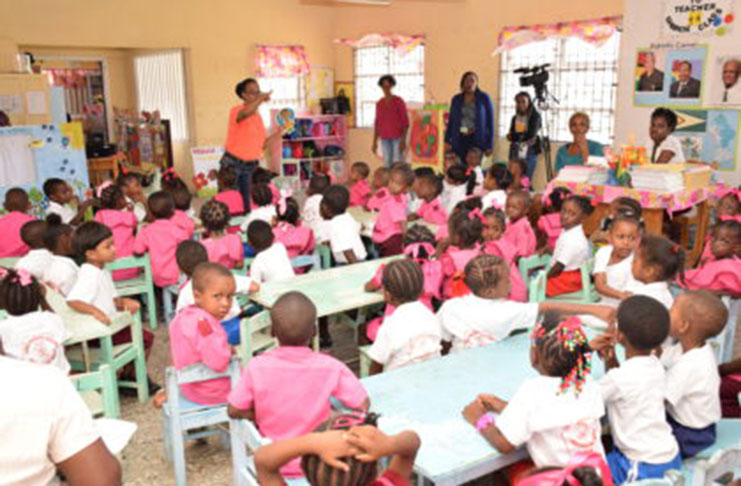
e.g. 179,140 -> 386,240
493,16 -> 621,55
333,33 -> 425,57
255,45 -> 310,78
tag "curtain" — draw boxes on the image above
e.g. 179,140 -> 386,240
44,68 -> 99,117
334,33 -> 425,57
494,17 -> 621,55
255,45 -> 310,78
134,50 -> 189,140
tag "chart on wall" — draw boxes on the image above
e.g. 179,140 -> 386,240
0,123 -> 89,217
190,145 -> 225,198
674,109 -> 739,170
661,0 -> 735,38
634,45 -> 708,106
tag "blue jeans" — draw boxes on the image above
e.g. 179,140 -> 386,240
509,142 -> 538,180
220,153 -> 258,212
380,138 -> 401,167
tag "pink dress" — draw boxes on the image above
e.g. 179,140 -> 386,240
0,211 -> 34,257
349,179 -> 371,208
372,194 -> 408,244
679,256 -> 741,295
202,234 -> 244,269
269,183 -> 281,206
214,190 -> 245,215
366,187 -> 391,212
133,219 -> 189,287
169,305 -> 231,405
95,209 -> 139,280
416,197 -> 448,225
483,239 -> 527,302
273,222 -> 315,259
537,213 -> 563,250
503,217 -> 537,259
440,246 -> 480,299
171,210 -> 195,238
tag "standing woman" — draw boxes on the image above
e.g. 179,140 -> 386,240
221,78 -> 282,212
372,75 -> 410,167
554,112 -> 605,173
507,91 -> 541,180
445,71 -> 495,164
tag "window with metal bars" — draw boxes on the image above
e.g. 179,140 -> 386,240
354,45 -> 425,128
497,32 -> 620,145
257,76 -> 306,122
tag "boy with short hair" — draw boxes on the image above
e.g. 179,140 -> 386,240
43,178 -> 92,225
15,220 -> 51,280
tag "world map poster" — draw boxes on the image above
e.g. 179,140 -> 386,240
674,109 -> 739,170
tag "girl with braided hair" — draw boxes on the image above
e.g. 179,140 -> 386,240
440,202 -> 484,299
462,313 -> 606,469
481,207 -> 527,302
200,200 -> 244,269
274,196 -> 316,262
94,182 -> 139,280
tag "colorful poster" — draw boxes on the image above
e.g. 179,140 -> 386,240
306,67 -> 334,111
675,109 -> 739,170
634,46 -> 707,106
190,145 -> 225,197
662,0 -> 735,38
409,108 -> 445,172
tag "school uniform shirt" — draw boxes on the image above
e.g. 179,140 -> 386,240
302,194 -> 328,243
503,217 -> 537,259
176,275 -> 255,321
624,280 -> 674,310
67,263 -> 118,317
214,190 -> 245,215
45,255 -> 79,296
366,187 -> 391,212
94,208 -> 139,280
171,209 -> 195,238
536,213 -> 563,250
497,376 -> 606,468
249,243 -> 295,284
441,181 -> 467,214
599,355 -> 679,463
125,196 -> 147,223
552,225 -> 590,271
367,300 -> 442,371
202,234 -> 244,269
593,246 -> 634,299
647,135 -> 686,164
440,246 -> 481,299
437,295 -> 538,352
133,219 -> 189,287
240,205 -> 277,233
46,201 -> 76,225
416,197 -> 448,225
15,248 -> 54,282
661,343 -> 721,429
273,222 -> 315,259
481,190 -> 507,211
679,256 -> 741,295
372,194 -> 408,244
483,239 -> 527,302
228,346 -> 368,477
328,212 -> 367,264
0,311 -> 70,374
0,356 -> 100,486
169,305 -> 231,405
0,211 -> 34,257
349,179 -> 371,207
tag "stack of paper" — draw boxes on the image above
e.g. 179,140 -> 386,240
556,166 -> 609,185
630,166 -> 684,192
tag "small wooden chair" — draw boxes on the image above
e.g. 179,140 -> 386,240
107,255 -> 158,330
359,345 -> 372,378
527,257 -> 600,304
70,364 -> 120,418
518,254 -> 551,283
0,257 -> 20,267
237,310 -> 278,365
680,419 -> 741,485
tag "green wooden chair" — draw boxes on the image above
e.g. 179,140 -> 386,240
70,364 -> 120,418
237,310 -> 278,365
359,345 -> 372,378
106,254 -> 158,330
0,257 -> 20,268
518,254 -> 551,284
527,257 -> 600,304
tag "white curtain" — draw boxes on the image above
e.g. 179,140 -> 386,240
134,50 -> 189,141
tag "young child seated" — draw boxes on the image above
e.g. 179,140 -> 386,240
481,164 -> 513,210
441,165 -> 472,214
440,205 -> 484,299
546,196 -> 594,297
175,241 -> 258,345
302,173 -> 331,243
213,165 -> 244,216
169,262 -> 234,405
167,180 -> 196,238
348,161 -> 372,208
590,296 -> 681,483
200,200 -> 244,270
15,220 -> 51,281
254,414 -> 420,486
240,183 -> 277,232
133,191 -> 190,288
462,313 -> 605,468
43,215 -> 79,296
372,163 -> 413,257
321,185 -> 367,264
94,183 -> 139,280
716,188 -> 740,222
537,187 -> 570,251
590,197 -> 643,246
626,236 -> 682,310
366,167 -> 391,212
253,167 -> 281,206
228,291 -> 368,477
367,260 -> 441,374
408,167 -> 434,214
247,220 -> 294,283
508,159 -> 530,191
117,172 -> 147,222
647,108 -> 684,164
680,220 -> 741,296
593,216 -> 641,305
408,172 -> 447,225
274,197 -> 315,260
503,190 -> 536,260
438,255 -> 615,353
43,178 -> 92,226
465,147 -> 485,191
663,290 -> 727,458
481,208 -> 526,302
0,188 -> 34,257
0,267 -> 69,373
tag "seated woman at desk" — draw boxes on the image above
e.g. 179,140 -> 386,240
646,107 -> 685,164
554,112 -> 604,174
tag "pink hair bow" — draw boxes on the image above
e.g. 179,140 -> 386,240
15,269 -> 33,287
559,316 -> 584,333
96,180 -> 113,199
278,188 -> 294,214
468,208 -> 486,223
163,167 -> 178,180
718,186 -> 741,202
519,452 -> 613,486
404,242 -> 436,260
0,267 -> 8,279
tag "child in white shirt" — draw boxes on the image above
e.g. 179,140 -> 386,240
590,295 -> 681,483
546,195 -> 593,297
368,259 -> 441,373
320,185 -> 367,264
15,220 -> 52,281
302,174 -> 331,243
480,164 -> 512,210
118,172 -> 148,222
42,178 -> 92,225
441,165 -> 470,215
42,214 -> 79,296
647,108 -> 685,164
663,290 -> 726,458
625,235 -> 683,310
593,216 -> 640,306
247,220 -> 294,284
462,313 -> 605,468
240,183 -> 277,233
0,267 -> 69,373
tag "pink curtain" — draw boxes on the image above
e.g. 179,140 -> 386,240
334,33 -> 425,57
494,17 -> 621,55
255,45 -> 310,77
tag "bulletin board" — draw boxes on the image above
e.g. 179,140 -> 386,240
0,74 -> 51,126
0,123 -> 89,218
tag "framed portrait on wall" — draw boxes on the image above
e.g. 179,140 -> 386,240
707,49 -> 741,107
633,45 -> 708,107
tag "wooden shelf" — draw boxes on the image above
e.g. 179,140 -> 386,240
282,135 -> 342,143
282,155 -> 343,162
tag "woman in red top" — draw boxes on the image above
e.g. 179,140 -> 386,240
372,75 -> 410,167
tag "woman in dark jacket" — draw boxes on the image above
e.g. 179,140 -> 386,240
444,71 -> 495,163
507,91 -> 541,180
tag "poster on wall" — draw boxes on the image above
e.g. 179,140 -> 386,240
306,67 -> 334,111
409,108 -> 448,172
0,123 -> 89,218
634,46 -> 707,106
706,49 -> 741,106
662,0 -> 735,38
674,109 -> 739,170
190,145 -> 225,198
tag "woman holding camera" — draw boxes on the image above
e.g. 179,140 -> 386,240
372,75 -> 410,167
506,91 -> 541,180
554,112 -> 604,173
445,71 -> 495,164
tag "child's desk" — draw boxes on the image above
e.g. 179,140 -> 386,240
361,333 -> 611,486
347,207 -> 440,239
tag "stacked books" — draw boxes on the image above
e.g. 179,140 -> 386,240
555,166 -> 609,185
629,163 -> 712,192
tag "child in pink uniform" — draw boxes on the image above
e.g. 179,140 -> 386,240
167,180 -> 196,239
133,191 -> 189,288
0,188 -> 34,258
480,164 -> 512,210
537,187 -> 571,251
200,200 -> 244,270
227,291 -> 368,477
372,163 -> 413,257
213,165 -> 245,216
503,190 -> 536,260
440,206 -> 484,299
274,197 -> 315,260
680,220 -> 741,296
366,167 -> 391,211
94,184 -> 139,281
365,225 -> 443,341
408,171 -> 447,225
169,263 -> 234,405
348,161 -> 372,208
482,208 -> 526,302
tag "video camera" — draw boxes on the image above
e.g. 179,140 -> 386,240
514,64 -> 551,104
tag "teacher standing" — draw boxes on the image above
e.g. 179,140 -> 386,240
372,75 -> 409,167
445,71 -> 495,164
221,78 -> 281,212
